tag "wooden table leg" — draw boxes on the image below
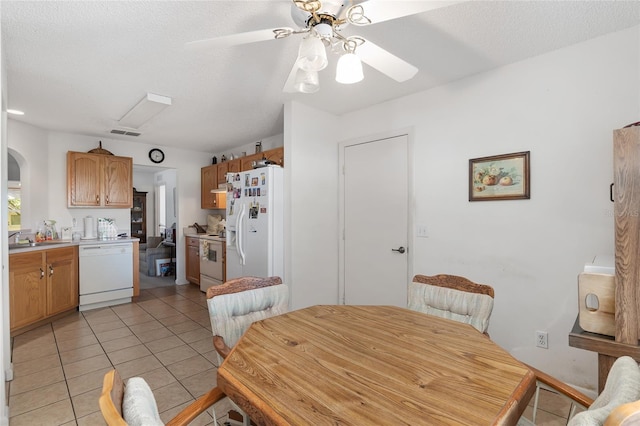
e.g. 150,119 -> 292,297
598,354 -> 617,393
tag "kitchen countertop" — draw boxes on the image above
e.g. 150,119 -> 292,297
186,233 -> 226,242
8,237 -> 140,254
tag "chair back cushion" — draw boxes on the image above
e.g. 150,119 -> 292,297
208,280 -> 289,351
568,356 -> 640,425
408,278 -> 494,333
122,377 -> 164,426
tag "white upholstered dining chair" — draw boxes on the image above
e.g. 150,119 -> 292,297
99,369 -> 225,426
408,274 -> 495,335
518,356 -> 640,425
206,276 -> 289,426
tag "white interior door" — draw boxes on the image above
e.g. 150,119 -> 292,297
341,134 -> 410,306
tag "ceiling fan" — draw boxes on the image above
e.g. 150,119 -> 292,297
186,0 -> 460,93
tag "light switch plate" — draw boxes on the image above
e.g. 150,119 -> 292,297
417,225 -> 428,238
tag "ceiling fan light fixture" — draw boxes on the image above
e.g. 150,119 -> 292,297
296,34 -> 328,72
294,68 -> 320,93
335,53 -> 363,84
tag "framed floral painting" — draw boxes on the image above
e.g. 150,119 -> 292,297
469,151 -> 530,201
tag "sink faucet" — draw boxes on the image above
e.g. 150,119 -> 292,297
8,231 -> 20,243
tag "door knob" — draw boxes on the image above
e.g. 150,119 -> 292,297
391,246 -> 406,254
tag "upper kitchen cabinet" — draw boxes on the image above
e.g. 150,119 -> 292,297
215,159 -> 242,186
262,147 -> 284,167
201,147 -> 284,210
202,165 -> 226,209
67,152 -> 133,208
240,147 -> 285,170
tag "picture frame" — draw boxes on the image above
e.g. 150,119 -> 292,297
469,151 -> 530,201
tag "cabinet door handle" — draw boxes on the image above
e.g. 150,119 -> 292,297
49,265 -> 54,277
40,268 -> 44,279
106,195 -> 109,205
610,183 -> 614,202
96,195 -> 100,205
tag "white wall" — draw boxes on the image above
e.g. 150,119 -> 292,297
0,30 -> 9,425
156,169 -> 177,236
284,102 -> 341,309
7,127 -> 213,285
7,121 -> 48,230
286,26 -> 639,392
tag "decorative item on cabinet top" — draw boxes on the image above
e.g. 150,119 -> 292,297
88,141 -> 113,155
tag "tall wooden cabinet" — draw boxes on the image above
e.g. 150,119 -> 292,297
9,246 -> 78,333
67,151 -> 133,208
131,190 -> 147,244
569,126 -> 640,391
613,126 -> 640,344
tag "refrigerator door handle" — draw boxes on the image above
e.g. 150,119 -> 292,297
237,204 -> 246,265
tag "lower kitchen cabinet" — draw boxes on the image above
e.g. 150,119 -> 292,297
47,247 -> 79,316
186,236 -> 200,285
9,246 -> 78,333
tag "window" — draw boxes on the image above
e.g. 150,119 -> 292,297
8,183 -> 21,230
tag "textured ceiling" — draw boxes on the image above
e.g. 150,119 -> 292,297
2,1 -> 638,153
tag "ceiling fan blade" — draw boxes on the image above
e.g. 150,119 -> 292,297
347,1 -> 462,25
185,28 -> 293,50
357,38 -> 418,82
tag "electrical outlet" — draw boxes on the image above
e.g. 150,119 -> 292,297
536,331 -> 548,349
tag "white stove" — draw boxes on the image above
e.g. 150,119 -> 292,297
199,235 -> 224,292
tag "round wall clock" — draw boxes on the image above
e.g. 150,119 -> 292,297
149,148 -> 165,164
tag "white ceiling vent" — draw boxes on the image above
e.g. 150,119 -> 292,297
110,129 -> 142,137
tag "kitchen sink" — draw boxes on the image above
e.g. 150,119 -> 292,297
9,241 -> 65,250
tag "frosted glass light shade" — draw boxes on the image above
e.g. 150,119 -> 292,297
296,35 -> 328,72
294,69 -> 320,93
336,53 -> 364,84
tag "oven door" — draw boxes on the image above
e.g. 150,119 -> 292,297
200,239 -> 224,281
200,274 -> 222,292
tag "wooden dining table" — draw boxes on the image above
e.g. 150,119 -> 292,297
216,305 -> 535,425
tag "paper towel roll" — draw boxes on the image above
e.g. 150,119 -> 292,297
83,216 -> 95,238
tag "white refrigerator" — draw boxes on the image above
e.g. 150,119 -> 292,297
225,166 -> 284,281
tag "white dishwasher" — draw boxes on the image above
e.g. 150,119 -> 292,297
79,243 -> 133,311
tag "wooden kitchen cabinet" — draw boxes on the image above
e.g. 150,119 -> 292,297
240,147 -> 285,171
201,165 -> 226,210
9,251 -> 47,331
9,246 -> 78,334
67,151 -> 133,208
262,147 -> 284,167
240,153 -> 261,171
227,158 -> 241,174
186,236 -> 200,285
201,147 -> 284,210
216,162 -> 228,185
216,159 -> 241,185
47,247 -> 79,316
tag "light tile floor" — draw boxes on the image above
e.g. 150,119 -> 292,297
8,276 -> 580,425
8,278 -> 238,425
